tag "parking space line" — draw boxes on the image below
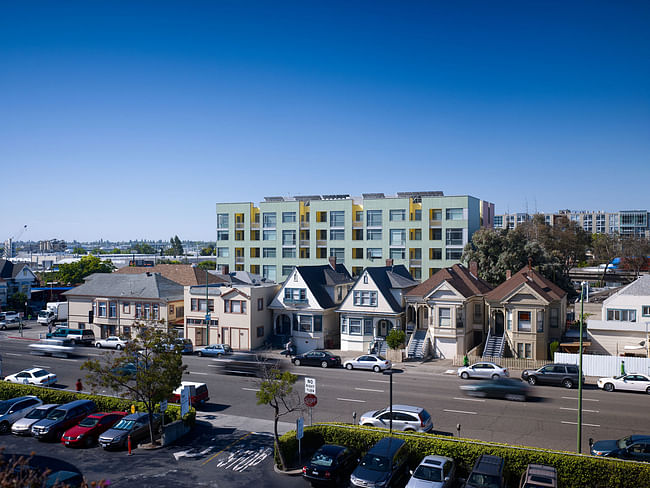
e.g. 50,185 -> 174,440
561,421 -> 600,427
443,409 -> 477,415
201,432 -> 252,466
242,388 -> 260,392
337,398 -> 366,403
562,396 -> 599,402
560,407 -> 599,413
355,387 -> 384,393
453,397 -> 485,402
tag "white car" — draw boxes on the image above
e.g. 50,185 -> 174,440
95,336 -> 128,350
457,362 -> 509,380
344,354 -> 392,372
28,338 -> 76,357
597,373 -> 650,394
4,368 -> 57,386
406,455 -> 456,488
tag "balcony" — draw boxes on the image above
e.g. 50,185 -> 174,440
352,221 -> 363,228
284,298 -> 309,305
282,241 -> 297,247
235,222 -> 245,230
409,259 -> 422,266
300,221 -> 310,229
250,222 -> 260,229
299,240 -> 310,247
235,256 -> 245,265
316,240 -> 327,247
429,220 -> 442,227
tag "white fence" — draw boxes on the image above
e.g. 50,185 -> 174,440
554,352 -> 650,377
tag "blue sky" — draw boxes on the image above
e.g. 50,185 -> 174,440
1,1 -> 649,241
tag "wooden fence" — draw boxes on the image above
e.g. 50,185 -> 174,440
453,355 -> 549,370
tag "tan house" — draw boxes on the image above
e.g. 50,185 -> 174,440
485,264 -> 567,360
63,272 -> 184,339
184,280 -> 279,350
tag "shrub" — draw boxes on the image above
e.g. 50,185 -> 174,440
385,329 -> 406,350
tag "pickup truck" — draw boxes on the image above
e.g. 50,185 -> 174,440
94,336 -> 128,350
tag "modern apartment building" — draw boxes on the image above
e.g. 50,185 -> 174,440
215,191 -> 494,282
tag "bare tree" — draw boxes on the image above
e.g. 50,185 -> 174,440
591,233 -> 620,284
620,236 -> 650,278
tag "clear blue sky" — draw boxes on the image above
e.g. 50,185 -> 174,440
2,1 -> 649,241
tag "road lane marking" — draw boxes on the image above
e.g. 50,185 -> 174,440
32,365 -> 52,369
242,388 -> 260,392
562,397 -> 599,402
337,398 -> 366,403
560,407 -> 599,413
368,379 -> 389,384
561,421 -> 600,427
4,353 -> 21,356
453,397 -> 485,402
189,371 -> 208,375
355,388 -> 384,393
444,409 -> 477,415
201,432 -> 252,466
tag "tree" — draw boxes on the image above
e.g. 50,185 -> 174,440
131,242 -> 156,254
167,236 -> 184,256
620,236 -> 650,278
591,233 -> 620,284
111,248 -> 122,254
386,328 -> 406,350
7,292 -> 28,314
72,246 -> 87,255
81,327 -> 186,444
197,260 -> 216,271
200,244 -> 215,256
256,369 -> 302,471
56,255 -> 115,285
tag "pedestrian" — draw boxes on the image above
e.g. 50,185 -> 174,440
463,354 -> 469,367
621,360 -> 625,376
76,378 -> 83,392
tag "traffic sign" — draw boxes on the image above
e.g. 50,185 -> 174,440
305,377 -> 316,395
304,393 -> 317,408
159,399 -> 168,412
296,417 -> 304,440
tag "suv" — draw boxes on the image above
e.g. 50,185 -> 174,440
519,464 -> 557,488
350,437 -> 409,488
46,328 -> 95,346
170,381 -> 210,407
464,455 -> 505,488
359,404 -> 434,432
0,396 -> 43,434
521,363 -> 582,389
31,399 -> 96,441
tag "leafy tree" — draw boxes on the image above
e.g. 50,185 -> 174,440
167,236 -> 184,256
131,242 -> 156,254
386,328 -> 406,350
56,255 -> 115,285
197,260 -> 216,271
111,248 -> 122,254
256,369 -> 302,471
7,292 -> 28,314
72,246 -> 87,255
620,236 -> 650,278
200,244 -> 215,256
591,233 -> 620,284
82,327 -> 186,445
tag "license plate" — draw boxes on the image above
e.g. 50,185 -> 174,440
65,441 -> 70,445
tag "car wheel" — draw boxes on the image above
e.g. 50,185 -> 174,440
404,428 -> 415,432
345,363 -> 353,370
294,359 -> 301,366
321,361 -> 329,368
0,324 -> 6,330
373,365 -> 381,373
604,383 -> 615,392
116,344 -> 122,350
197,351 -> 203,357
362,423 -> 374,427
461,372 -> 470,379
646,386 -> 650,395
527,376 -> 537,385
0,421 -> 9,434
492,374 -> 500,380
95,343 -> 102,348
563,379 -> 574,389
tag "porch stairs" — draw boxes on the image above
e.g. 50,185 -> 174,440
483,331 -> 505,358
378,340 -> 387,356
407,330 -> 427,359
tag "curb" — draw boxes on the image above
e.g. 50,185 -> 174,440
7,336 -> 40,341
273,463 -> 303,476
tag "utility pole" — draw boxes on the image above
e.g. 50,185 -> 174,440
577,281 -> 586,453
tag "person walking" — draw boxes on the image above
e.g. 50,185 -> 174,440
75,378 -> 83,392
463,354 -> 470,367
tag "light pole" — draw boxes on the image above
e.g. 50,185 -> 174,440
577,281 -> 586,453
204,267 -> 210,347
383,370 -> 394,437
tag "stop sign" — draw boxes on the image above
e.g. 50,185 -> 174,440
304,393 -> 317,408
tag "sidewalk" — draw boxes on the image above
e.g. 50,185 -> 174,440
2,320 -> 46,341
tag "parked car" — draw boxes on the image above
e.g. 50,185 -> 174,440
170,381 -> 210,407
359,405 -> 434,432
302,444 -> 359,486
29,338 -> 77,358
457,362 -> 509,380
11,404 -> 59,436
0,311 -> 21,323
463,454 -> 505,488
597,373 -> 650,394
0,396 -> 43,434
519,464 -> 557,488
292,350 -> 341,368
175,338 -> 194,354
350,437 -> 409,488
4,368 -> 57,386
460,378 -> 530,401
0,317 -> 22,330
46,327 -> 95,346
31,399 -> 96,441
521,363 -> 582,389
98,412 -> 161,450
590,435 -> 650,462
94,336 -> 128,350
344,354 -> 392,372
62,411 -> 127,448
196,344 -> 232,357
406,455 -> 456,488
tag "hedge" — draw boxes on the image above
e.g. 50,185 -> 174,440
278,424 -> 650,488
0,382 -> 196,426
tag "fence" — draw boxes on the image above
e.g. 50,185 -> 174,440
554,352 -> 650,377
453,355 -> 548,370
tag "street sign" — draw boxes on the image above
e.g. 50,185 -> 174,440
305,377 -> 316,395
160,399 -> 168,412
180,386 -> 190,417
296,417 -> 304,440
304,393 -> 317,408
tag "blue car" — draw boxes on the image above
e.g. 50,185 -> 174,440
196,344 -> 232,357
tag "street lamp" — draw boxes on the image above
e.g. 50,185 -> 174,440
382,370 -> 395,437
577,281 -> 586,453
193,264 -> 211,347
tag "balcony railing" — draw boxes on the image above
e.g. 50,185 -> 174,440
409,259 -> 422,266
250,222 -> 260,229
299,240 -> 310,247
316,240 -> 327,247
235,257 -> 245,264
429,220 -> 442,227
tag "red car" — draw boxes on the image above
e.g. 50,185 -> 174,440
61,411 -> 127,448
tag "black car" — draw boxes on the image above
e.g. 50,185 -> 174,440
464,454 -> 505,488
31,400 -> 96,441
292,350 -> 341,368
302,444 -> 359,486
590,435 -> 650,462
350,437 -> 408,488
460,378 -> 530,401
521,363 -> 583,389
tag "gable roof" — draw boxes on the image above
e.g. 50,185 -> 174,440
365,265 -> 418,312
406,264 -> 492,299
115,264 -> 228,286
616,274 -> 650,297
297,263 -> 353,309
63,272 -> 184,301
0,259 -> 34,280
485,266 -> 566,302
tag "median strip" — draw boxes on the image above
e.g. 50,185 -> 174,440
443,409 -> 477,415
337,398 -> 366,403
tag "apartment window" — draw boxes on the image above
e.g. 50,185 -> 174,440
189,299 -> 198,312
367,210 -> 382,227
352,229 -> 364,240
507,310 -> 512,330
123,302 -> 130,313
430,228 -> 442,240
390,248 -> 406,260
316,211 -> 327,223
363,274 -> 368,284
517,343 -> 532,359
411,268 -> 422,279
330,229 -> 345,240
537,310 -> 544,332
438,307 -> 451,327
263,212 -> 276,228
217,213 -> 229,229
446,249 -> 463,260
430,248 -> 442,260
642,306 -> 650,317
367,248 -> 383,259
250,247 -> 260,258
282,248 -> 296,259
263,265 -> 276,282
298,314 -> 312,332
330,211 -> 345,227
390,209 -> 406,221
355,210 -> 363,222
258,298 -> 264,310
135,303 -> 142,318
263,247 -> 276,258
446,228 -> 463,246
473,303 -> 482,322
352,248 -> 364,259
330,248 -> 345,262
446,208 -> 464,220
390,229 -> 406,246
257,326 -> 264,338
518,311 -> 532,331
169,304 -> 175,315
263,230 -> 277,241
353,290 -> 378,306
282,211 -> 296,223
153,303 -> 159,320
550,308 -> 559,328
217,247 -> 229,257
282,265 -> 294,275
364,318 -> 373,335
606,309 -> 637,322
366,229 -> 382,241
98,302 -> 107,318
410,229 -> 422,240
412,209 -> 422,221
341,317 -> 348,334
144,303 -> 151,319
217,230 -> 229,241
225,300 -> 247,314
349,318 -> 362,335
109,302 -> 117,318
282,230 -> 296,246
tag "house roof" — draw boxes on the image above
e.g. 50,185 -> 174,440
0,259 -> 33,280
63,272 -> 184,301
365,265 -> 418,313
617,274 -> 650,297
406,264 -> 492,299
485,266 -> 566,302
115,264 -> 229,286
297,263 -> 353,309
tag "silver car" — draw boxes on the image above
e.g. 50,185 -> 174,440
344,354 -> 392,372
406,455 -> 456,488
0,396 -> 43,434
11,404 -> 59,436
457,362 -> 509,380
99,412 -> 161,449
359,404 -> 433,432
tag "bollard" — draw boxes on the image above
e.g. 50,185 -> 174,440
456,423 -> 461,438
352,411 -> 357,425
128,435 -> 132,455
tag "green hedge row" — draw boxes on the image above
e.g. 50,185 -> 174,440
0,382 -> 196,426
278,424 -> 650,488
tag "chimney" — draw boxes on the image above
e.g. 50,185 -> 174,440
505,270 -> 512,280
328,256 -> 337,269
385,259 -> 394,267
469,261 -> 478,277
528,257 -> 533,271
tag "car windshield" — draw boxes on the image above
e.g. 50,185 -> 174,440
413,465 -> 443,482
310,452 -> 334,467
0,401 -> 12,415
113,419 -> 135,431
25,408 -> 51,420
468,473 -> 500,487
360,454 -> 390,472
78,417 -> 99,427
47,409 -> 67,420
618,436 -> 633,449
33,370 -> 48,378
223,345 -> 232,352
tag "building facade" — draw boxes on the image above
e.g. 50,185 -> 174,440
215,191 -> 494,282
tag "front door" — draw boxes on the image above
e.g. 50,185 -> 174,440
378,320 -> 390,337
195,328 -> 205,346
495,312 -> 504,335
221,327 -> 230,346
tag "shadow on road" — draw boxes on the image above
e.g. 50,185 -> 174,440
198,403 -> 231,413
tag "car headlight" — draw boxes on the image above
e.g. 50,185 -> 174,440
41,426 -> 50,433
77,434 -> 85,440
